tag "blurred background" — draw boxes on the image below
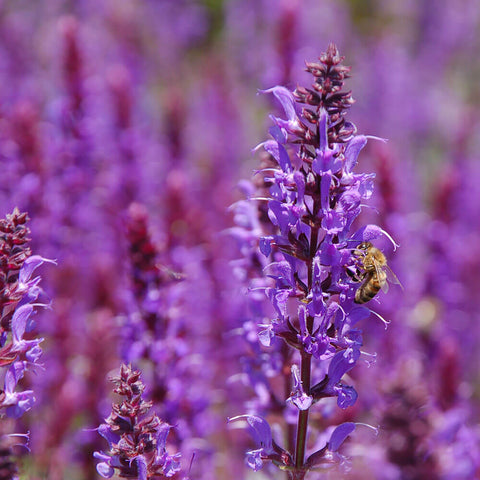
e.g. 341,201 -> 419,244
0,0 -> 479,479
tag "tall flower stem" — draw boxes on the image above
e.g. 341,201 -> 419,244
295,222 -> 318,472
295,352 -> 311,473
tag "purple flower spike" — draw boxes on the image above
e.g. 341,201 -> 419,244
94,364 -> 182,479
0,209 -> 51,424
232,44 -> 397,478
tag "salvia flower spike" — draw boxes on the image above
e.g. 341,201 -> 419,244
232,43 -> 396,479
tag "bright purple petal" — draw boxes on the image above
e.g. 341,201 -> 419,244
344,136 -> 367,174
229,415 -> 273,450
19,255 -> 56,284
328,422 -> 356,452
11,305 -> 34,343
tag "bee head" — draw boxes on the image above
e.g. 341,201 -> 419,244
357,241 -> 372,250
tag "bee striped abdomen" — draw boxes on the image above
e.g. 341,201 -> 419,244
354,270 -> 387,304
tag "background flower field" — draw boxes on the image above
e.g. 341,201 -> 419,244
0,1 -> 480,479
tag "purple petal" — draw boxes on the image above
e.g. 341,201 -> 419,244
266,288 -> 290,318
294,171 -> 305,203
265,261 -> 294,288
347,306 -> 370,326
262,140 -> 292,172
19,255 -> 56,284
260,86 -> 297,122
93,451 -> 111,463
25,343 -> 43,363
96,461 -> 114,479
245,448 -> 264,471
336,385 -> 358,408
328,422 -> 356,452
228,415 -> 273,450
268,201 -> 292,234
259,236 -> 274,257
320,172 -> 332,212
97,424 -> 120,446
322,211 -> 345,234
327,351 -> 356,385
258,325 -> 274,347
358,173 -> 376,199
349,225 -> 398,249
161,453 -> 181,477
344,136 -> 367,174
6,389 -> 35,418
318,108 -> 328,153
292,393 -> 313,411
288,366 -> 313,410
4,363 -> 25,393
134,455 -> 148,480
155,422 -> 172,451
298,305 -> 307,335
12,305 -> 34,343
269,125 -> 287,144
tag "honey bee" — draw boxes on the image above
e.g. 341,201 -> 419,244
352,242 -> 401,304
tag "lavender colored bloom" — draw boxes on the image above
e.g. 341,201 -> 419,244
232,44 -> 396,478
0,209 -> 52,418
0,208 -> 52,480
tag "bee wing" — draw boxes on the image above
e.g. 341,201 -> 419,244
384,264 -> 403,290
380,271 -> 389,293
372,261 -> 390,294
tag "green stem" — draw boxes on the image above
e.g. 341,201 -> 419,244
294,351 -> 311,471
294,222 -> 319,472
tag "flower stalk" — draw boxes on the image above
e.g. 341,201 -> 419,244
231,43 -> 395,478
94,364 -> 181,479
0,208 -> 53,418
295,351 -> 311,471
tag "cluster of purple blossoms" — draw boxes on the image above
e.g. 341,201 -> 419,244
116,203 -> 218,478
0,208 -> 53,419
0,208 -> 52,480
230,44 -> 397,478
94,364 -> 181,479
